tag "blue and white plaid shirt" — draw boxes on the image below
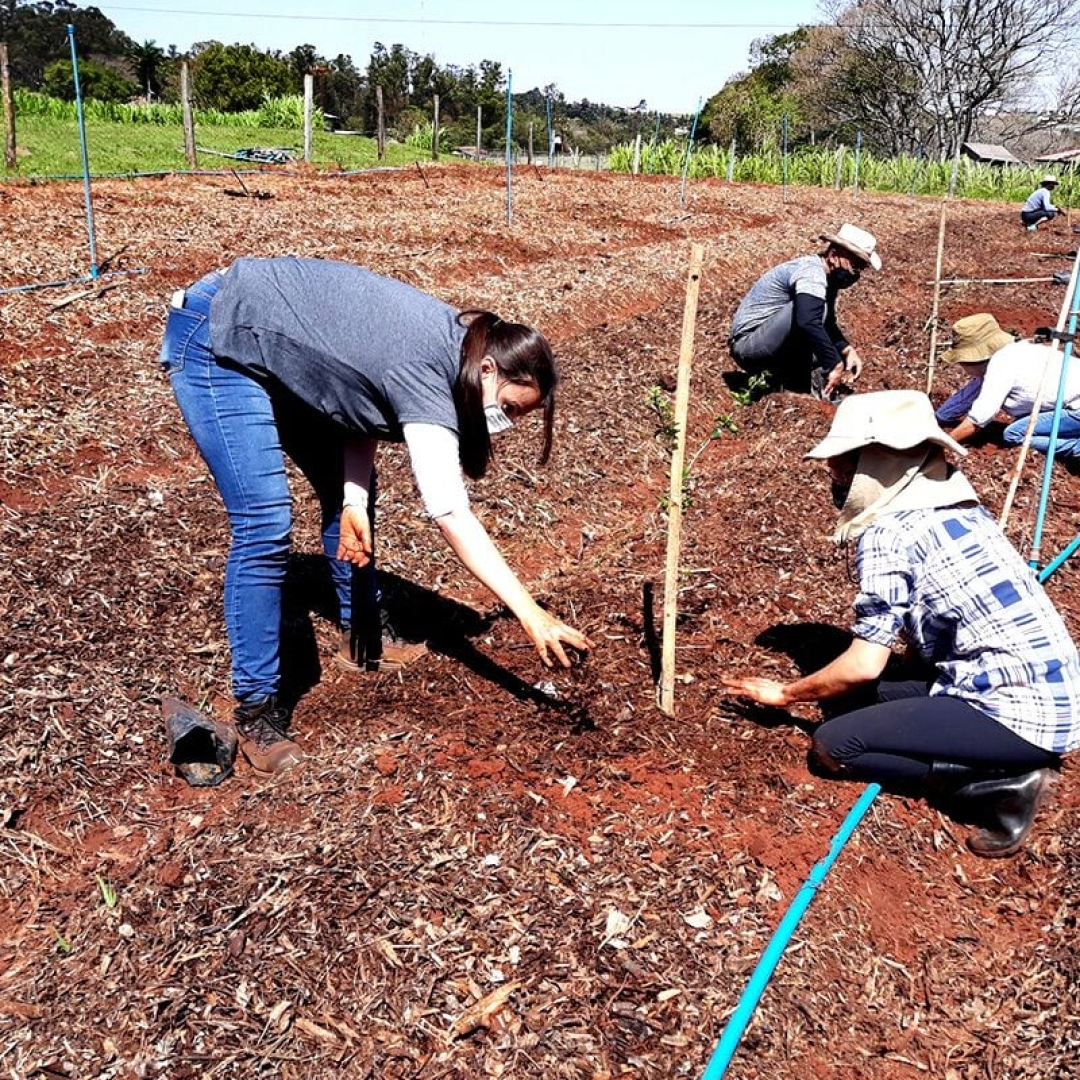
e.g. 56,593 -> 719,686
853,505 -> 1080,754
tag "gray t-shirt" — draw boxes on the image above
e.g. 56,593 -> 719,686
209,257 -> 466,440
730,255 -> 828,338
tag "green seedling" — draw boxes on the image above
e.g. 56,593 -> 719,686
731,372 -> 772,406
645,385 -> 680,449
95,874 -> 119,910
54,930 -> 72,954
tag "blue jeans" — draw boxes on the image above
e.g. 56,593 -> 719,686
160,272 -> 375,702
1003,408 -> 1080,457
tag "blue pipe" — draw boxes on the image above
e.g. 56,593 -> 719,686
679,97 -> 702,206
1029,257 -> 1080,571
67,25 -> 99,278
1039,534 -> 1080,583
0,266 -> 148,298
700,783 -> 882,1080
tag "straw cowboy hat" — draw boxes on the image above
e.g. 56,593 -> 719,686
1042,174 -> 1059,186
819,223 -> 883,271
805,390 -> 966,460
940,313 -> 1015,365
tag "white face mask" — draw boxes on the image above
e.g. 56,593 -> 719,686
485,403 -> 513,435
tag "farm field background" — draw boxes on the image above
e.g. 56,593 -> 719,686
1,164 -> 1078,1079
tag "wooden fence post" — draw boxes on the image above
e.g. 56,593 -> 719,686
180,60 -> 197,168
303,73 -> 313,162
432,93 -> 439,161
376,86 -> 385,161
1,43 -> 15,170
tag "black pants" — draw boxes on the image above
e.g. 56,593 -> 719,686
1021,208 -> 1057,227
812,681 -> 1059,786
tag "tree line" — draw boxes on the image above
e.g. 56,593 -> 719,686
701,0 -> 1080,161
0,1 -> 684,154
4,1 -> 1077,161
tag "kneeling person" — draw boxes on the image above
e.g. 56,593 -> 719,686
728,223 -> 881,402
724,391 -> 1080,857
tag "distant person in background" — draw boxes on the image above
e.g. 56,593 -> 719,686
1021,175 -> 1061,231
937,313 -> 1080,460
728,224 -> 881,404
723,391 -> 1080,858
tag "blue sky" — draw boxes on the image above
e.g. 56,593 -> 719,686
85,0 -> 825,114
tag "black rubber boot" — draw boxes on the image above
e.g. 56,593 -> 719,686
948,769 -> 1053,859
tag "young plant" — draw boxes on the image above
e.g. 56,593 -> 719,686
645,385 -> 680,450
730,372 -> 772,406
95,874 -> 119,910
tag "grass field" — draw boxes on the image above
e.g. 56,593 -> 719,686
2,117 -> 441,178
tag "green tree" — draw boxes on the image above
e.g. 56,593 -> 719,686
364,42 -> 411,130
3,0 -> 134,89
190,41 -> 292,112
42,56 -> 136,101
701,29 -> 809,150
127,39 -> 164,99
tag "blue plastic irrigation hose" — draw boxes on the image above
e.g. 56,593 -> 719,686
1029,261 -> 1080,571
700,783 -> 882,1080
67,25 -> 99,278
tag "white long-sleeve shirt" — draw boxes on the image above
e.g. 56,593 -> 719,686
968,340 -> 1080,427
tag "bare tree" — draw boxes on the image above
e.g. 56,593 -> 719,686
825,0 -> 1080,157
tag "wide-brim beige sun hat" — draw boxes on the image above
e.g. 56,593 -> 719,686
1042,174 -> 1059,185
819,223 -> 882,271
940,312 -> 1015,365
805,390 -> 966,460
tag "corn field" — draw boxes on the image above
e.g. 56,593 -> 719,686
610,138 -> 1077,205
12,89 -> 322,130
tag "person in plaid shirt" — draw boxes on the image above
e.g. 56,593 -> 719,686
724,390 -> 1080,858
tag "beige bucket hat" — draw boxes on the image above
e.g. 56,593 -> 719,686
940,313 -> 1015,365
805,390 -> 966,460
1042,174 -> 1059,186
819,223 -> 882,270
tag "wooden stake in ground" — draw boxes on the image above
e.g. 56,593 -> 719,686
925,198 -> 949,395
658,243 -> 705,717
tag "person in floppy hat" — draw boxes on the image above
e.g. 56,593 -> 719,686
1020,175 -> 1061,231
723,390 -> 1080,858
936,313 -> 1080,458
728,223 -> 881,403
933,312 -> 1016,427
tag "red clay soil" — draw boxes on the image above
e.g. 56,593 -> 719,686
2,164 -> 1078,1079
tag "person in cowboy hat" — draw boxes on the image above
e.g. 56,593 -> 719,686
728,223 -> 881,403
723,390 -> 1080,857
1020,175 -> 1061,231
936,313 -> 1080,459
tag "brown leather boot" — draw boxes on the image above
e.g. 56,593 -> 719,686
234,696 -> 303,775
334,627 -> 427,674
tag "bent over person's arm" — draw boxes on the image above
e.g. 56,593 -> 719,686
403,423 -> 591,667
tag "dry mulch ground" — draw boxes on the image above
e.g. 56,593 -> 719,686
2,164 -> 1079,1079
